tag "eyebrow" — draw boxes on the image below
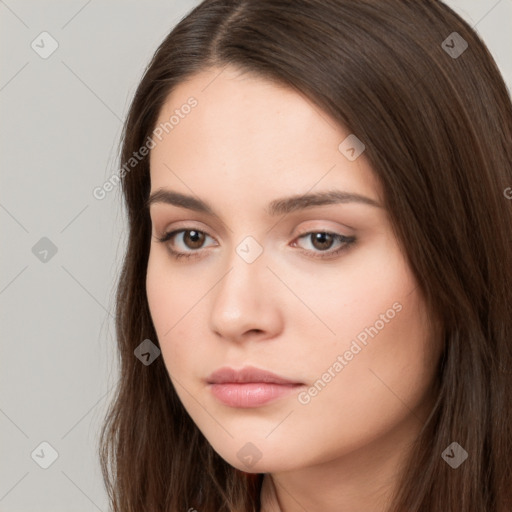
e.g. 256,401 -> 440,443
145,188 -> 382,217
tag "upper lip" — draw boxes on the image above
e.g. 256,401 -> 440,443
206,365 -> 303,385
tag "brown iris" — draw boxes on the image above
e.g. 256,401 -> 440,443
309,232 -> 335,251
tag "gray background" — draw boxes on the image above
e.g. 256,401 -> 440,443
1,1 -> 511,510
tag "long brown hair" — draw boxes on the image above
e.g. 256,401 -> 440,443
99,1 -> 512,510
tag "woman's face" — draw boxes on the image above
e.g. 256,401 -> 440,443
146,65 -> 441,474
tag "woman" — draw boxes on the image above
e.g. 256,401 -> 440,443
99,1 -> 512,510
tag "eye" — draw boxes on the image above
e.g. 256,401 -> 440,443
155,228 -> 356,261
156,228 -> 216,260
291,231 -> 356,260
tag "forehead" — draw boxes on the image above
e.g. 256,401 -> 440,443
148,66 -> 383,208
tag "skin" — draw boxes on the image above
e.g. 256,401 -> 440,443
146,65 -> 442,512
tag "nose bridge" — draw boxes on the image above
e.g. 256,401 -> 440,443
208,232 -> 279,339
216,233 -> 268,305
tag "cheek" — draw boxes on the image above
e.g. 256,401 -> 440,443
297,282 -> 436,437
290,237 -> 437,425
146,254 -> 174,334
279,230 -> 416,355
145,252 -> 206,374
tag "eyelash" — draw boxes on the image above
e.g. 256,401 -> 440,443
155,228 -> 356,261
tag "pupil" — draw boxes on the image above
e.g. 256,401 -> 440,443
313,233 -> 333,250
186,230 -> 203,248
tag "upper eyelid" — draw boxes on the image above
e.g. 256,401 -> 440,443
155,216 -> 354,236
151,209 -> 358,234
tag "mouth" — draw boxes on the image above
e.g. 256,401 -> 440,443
205,365 -> 305,408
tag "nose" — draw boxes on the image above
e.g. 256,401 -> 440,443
208,244 -> 283,343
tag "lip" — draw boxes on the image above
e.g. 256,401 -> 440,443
206,365 -> 303,385
209,382 -> 303,408
206,366 -> 304,408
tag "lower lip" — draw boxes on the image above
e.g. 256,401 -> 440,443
208,382 -> 303,408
